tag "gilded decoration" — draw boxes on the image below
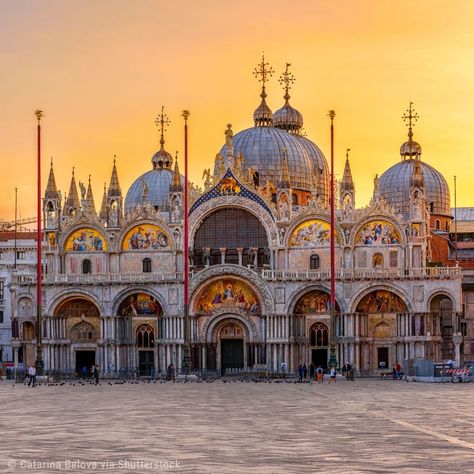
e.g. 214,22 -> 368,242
122,224 -> 169,250
355,220 -> 401,245
65,228 -> 107,252
118,293 -> 162,316
219,177 -> 241,195
356,290 -> 407,313
295,290 -> 339,314
289,219 -> 341,247
194,279 -> 260,315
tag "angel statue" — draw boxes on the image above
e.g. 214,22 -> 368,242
141,178 -> 149,201
79,181 -> 86,200
202,168 -> 212,188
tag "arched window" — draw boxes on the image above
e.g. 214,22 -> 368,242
137,324 -> 154,348
429,202 -> 434,213
445,221 -> 449,231
310,254 -> 320,270
292,193 -> 298,206
435,219 -> 440,230
310,323 -> 329,347
82,259 -> 91,274
142,258 -> 152,273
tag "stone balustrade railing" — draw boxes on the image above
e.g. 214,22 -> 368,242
261,266 -> 461,281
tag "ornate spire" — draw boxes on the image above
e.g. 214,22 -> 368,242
170,152 -> 183,192
99,182 -> 107,220
400,102 -> 422,159
152,107 -> 173,169
341,148 -> 354,191
65,167 -> 80,211
45,157 -> 59,199
108,155 -> 122,197
274,63 -> 303,133
83,175 -> 96,215
278,147 -> 291,188
253,52 -> 274,127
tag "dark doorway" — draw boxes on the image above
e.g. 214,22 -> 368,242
139,351 -> 155,376
377,347 -> 389,369
221,339 -> 244,376
312,349 -> 328,370
75,350 -> 96,375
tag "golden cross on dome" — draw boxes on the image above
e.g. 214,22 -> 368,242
253,52 -> 274,92
155,105 -> 171,147
402,102 -> 419,138
278,62 -> 295,100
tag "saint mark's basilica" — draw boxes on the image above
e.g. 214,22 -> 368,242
8,59 -> 464,376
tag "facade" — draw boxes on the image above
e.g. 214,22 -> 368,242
0,231 -> 37,366
9,62 -> 464,376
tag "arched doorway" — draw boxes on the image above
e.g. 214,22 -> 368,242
54,297 -> 100,373
355,290 -> 407,371
309,322 -> 329,369
193,208 -> 269,268
20,321 -> 35,367
430,295 -> 455,361
136,324 -> 155,376
211,319 -> 248,376
117,293 -> 162,375
292,289 -> 339,370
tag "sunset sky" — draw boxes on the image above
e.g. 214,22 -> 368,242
1,0 -> 473,221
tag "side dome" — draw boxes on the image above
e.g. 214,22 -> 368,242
218,126 -> 318,191
379,159 -> 450,217
274,102 -> 303,133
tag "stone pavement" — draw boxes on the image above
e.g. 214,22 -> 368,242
0,378 -> 473,473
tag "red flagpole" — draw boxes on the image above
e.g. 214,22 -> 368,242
328,110 -> 337,368
182,110 -> 191,375
35,109 -> 44,375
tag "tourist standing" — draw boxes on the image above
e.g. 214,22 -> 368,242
82,365 -> 87,379
93,365 -> 99,385
316,366 -> 323,383
27,365 -> 36,387
298,364 -> 303,382
329,367 -> 336,384
309,363 -> 315,380
303,364 -> 308,380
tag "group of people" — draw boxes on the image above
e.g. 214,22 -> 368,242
81,365 -> 100,384
391,361 -> 403,379
297,363 -> 337,383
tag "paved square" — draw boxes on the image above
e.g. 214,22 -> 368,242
1,379 -> 474,473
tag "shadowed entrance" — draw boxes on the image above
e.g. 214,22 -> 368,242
221,339 -> 244,375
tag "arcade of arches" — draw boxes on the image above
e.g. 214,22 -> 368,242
192,208 -> 270,268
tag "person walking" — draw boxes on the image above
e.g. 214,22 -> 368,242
328,366 -> 336,384
309,363 -> 315,380
298,364 -> 303,382
303,364 -> 308,380
27,365 -> 36,387
93,365 -> 99,385
82,365 -> 87,380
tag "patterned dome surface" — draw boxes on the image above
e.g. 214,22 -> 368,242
125,168 -> 183,213
218,126 -> 328,193
379,159 -> 450,217
274,102 -> 303,132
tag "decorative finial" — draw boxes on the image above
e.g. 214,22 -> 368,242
328,110 -> 336,121
155,106 -> 171,149
253,52 -> 274,98
50,157 -> 53,168
113,154 -> 116,165
402,101 -> 419,142
278,62 -> 295,102
182,110 -> 190,123
89,174 -> 92,184
72,166 -> 75,177
34,109 -> 44,122
346,148 -> 351,159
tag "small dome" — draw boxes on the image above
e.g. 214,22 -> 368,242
218,126 -> 328,193
152,148 -> 173,169
125,168 -> 184,213
400,140 -> 422,157
253,98 -> 273,127
379,159 -> 450,217
274,102 -> 303,133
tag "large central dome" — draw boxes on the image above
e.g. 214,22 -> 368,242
218,126 -> 327,194
216,61 -> 329,203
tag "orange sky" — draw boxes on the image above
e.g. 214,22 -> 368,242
1,0 -> 473,221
